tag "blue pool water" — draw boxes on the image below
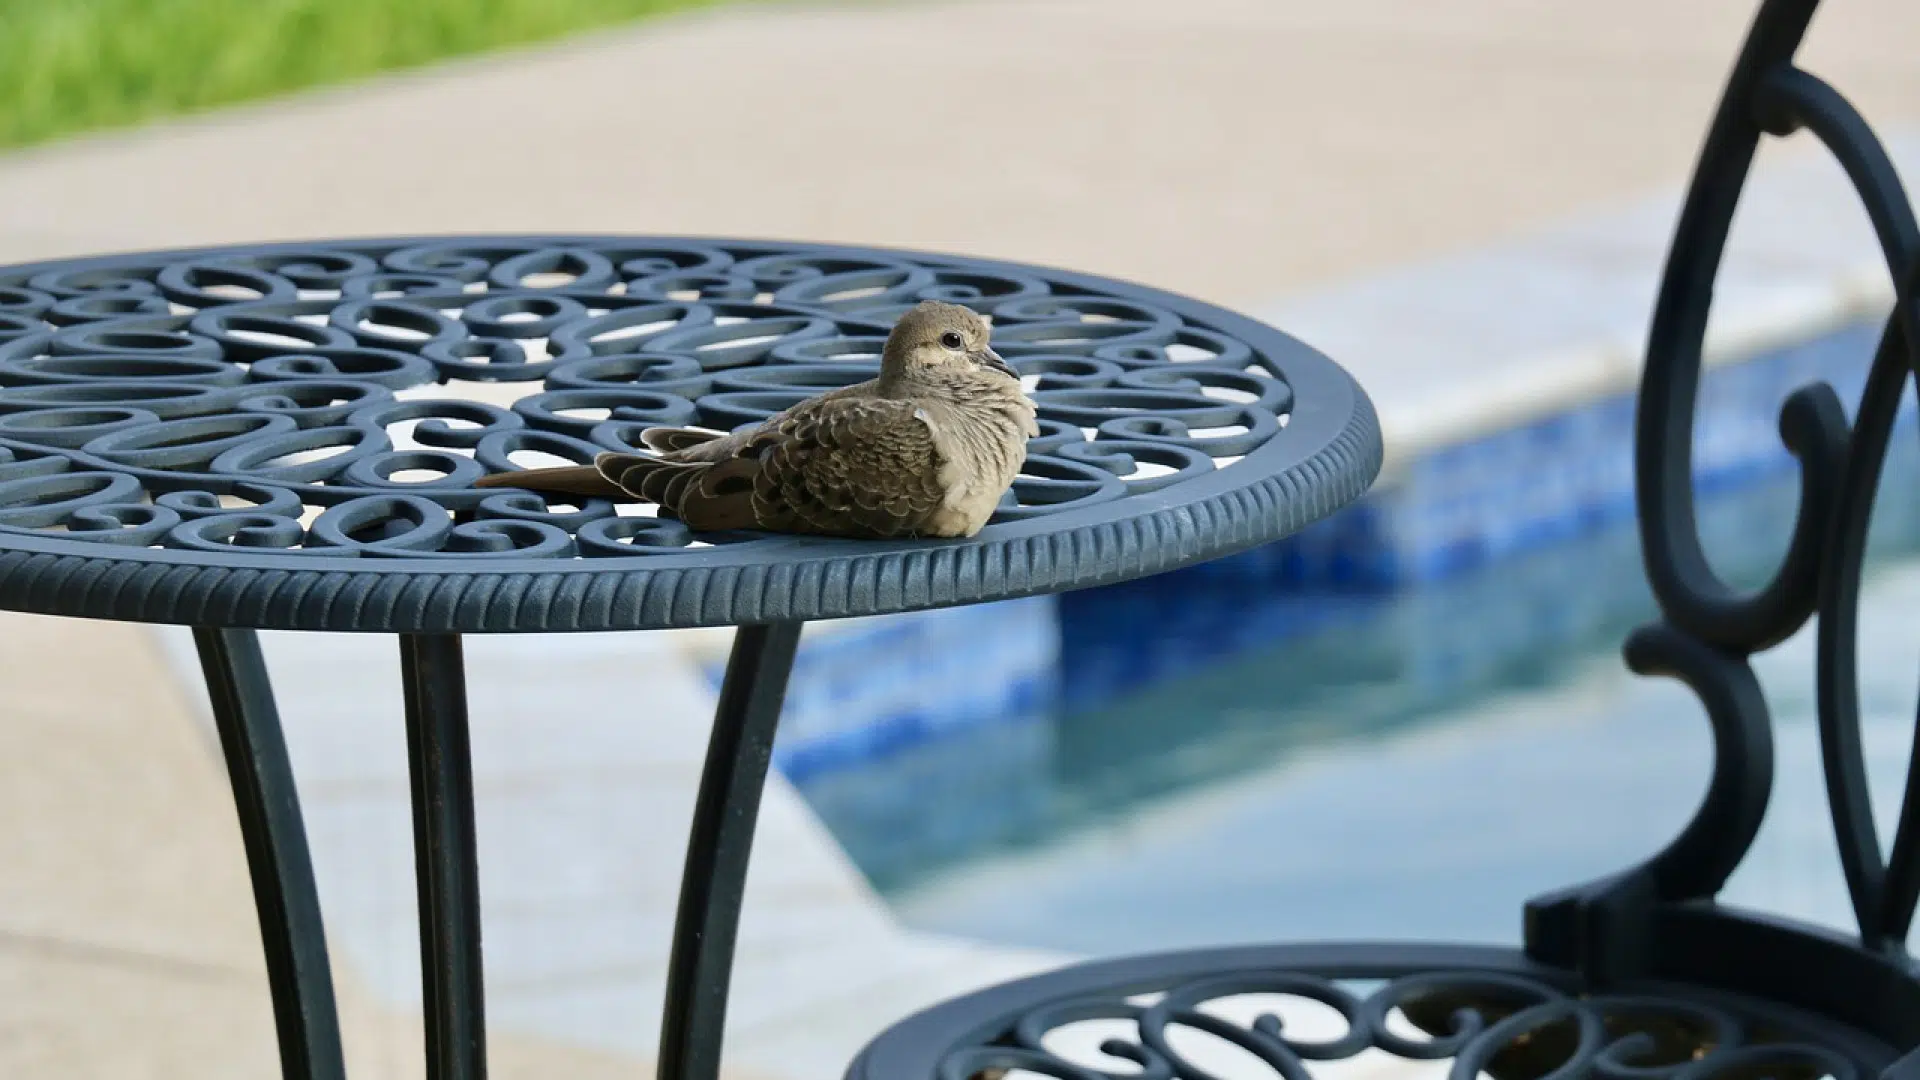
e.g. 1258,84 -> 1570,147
800,433 -> 1920,959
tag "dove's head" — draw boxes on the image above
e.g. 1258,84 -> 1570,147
880,301 -> 1017,386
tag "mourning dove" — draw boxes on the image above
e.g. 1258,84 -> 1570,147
475,300 -> 1038,539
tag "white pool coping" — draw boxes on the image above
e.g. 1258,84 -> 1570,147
1261,132 -> 1915,481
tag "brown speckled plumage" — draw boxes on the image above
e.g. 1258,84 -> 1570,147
475,301 -> 1038,539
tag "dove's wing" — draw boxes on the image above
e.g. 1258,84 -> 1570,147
595,396 -> 950,538
754,397 -> 949,536
640,427 -> 727,455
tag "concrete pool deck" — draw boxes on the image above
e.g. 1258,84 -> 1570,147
3,0 -> 1919,1075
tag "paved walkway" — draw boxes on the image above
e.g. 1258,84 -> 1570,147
3,0 -> 1918,1076
3,0 -> 1917,303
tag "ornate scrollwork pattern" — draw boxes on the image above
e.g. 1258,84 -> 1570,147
0,238 -> 1320,568
854,952 -> 1875,1080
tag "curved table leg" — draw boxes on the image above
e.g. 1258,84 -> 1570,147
659,620 -> 805,1080
401,633 -> 486,1080
192,627 -> 347,1080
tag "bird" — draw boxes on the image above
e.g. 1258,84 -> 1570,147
474,300 -> 1039,539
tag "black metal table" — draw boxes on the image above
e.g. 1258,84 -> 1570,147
0,235 -> 1379,1080
847,2 -> 1920,1079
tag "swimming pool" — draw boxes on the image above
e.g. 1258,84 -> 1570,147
807,433 -> 1920,958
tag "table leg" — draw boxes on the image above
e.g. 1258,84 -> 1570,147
192,627 -> 347,1080
658,620 -> 805,1080
401,633 -> 486,1080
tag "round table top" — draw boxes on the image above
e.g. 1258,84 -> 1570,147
0,236 -> 1379,632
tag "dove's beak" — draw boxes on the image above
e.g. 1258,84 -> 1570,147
980,346 -> 1017,379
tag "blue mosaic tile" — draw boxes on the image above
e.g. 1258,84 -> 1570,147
700,595 -> 1060,783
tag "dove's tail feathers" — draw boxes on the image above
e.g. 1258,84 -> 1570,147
594,452 -> 680,503
473,465 -> 625,500
595,452 -> 765,532
596,452 -> 730,510
640,427 -> 724,455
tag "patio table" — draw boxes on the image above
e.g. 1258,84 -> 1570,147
0,235 -> 1379,1080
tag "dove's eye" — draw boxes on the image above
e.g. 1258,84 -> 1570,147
939,331 -> 965,350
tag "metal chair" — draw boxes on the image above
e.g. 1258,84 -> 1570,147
846,1 -> 1920,1076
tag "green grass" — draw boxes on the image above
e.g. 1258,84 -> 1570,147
0,0 -> 730,150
